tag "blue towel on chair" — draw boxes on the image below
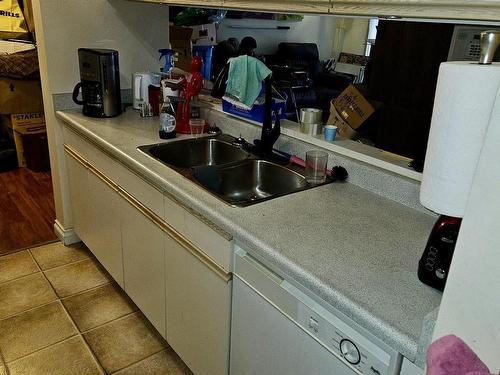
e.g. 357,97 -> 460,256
223,55 -> 272,109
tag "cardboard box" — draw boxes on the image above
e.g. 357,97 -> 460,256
23,0 -> 36,38
327,105 -> 359,139
1,112 -> 45,167
0,78 -> 44,114
333,84 -> 374,129
9,112 -> 46,133
169,26 -> 193,72
327,84 -> 375,139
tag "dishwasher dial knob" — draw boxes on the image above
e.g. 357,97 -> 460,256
340,339 -> 361,365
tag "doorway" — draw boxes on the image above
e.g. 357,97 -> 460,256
0,0 -> 57,255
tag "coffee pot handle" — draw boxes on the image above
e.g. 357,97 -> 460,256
72,82 -> 84,105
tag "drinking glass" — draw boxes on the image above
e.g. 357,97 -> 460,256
305,150 -> 328,184
189,119 -> 205,139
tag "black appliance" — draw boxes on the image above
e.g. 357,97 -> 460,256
418,215 -> 462,291
72,48 -> 122,118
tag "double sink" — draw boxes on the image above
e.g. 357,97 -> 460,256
139,134 -> 332,207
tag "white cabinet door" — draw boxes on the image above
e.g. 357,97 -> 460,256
85,171 -> 124,287
121,201 -> 166,338
65,151 -> 92,242
165,235 -> 231,375
65,147 -> 124,287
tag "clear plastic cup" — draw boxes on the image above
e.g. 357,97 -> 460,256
305,150 -> 328,184
189,119 -> 205,138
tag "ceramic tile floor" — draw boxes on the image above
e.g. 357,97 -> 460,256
0,241 -> 192,375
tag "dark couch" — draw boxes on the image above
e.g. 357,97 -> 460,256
266,42 -> 354,121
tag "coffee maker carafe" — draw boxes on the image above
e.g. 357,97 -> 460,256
72,48 -> 122,118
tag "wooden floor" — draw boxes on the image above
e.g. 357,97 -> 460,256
0,168 -> 57,255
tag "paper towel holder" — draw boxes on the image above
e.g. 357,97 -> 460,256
479,30 -> 500,65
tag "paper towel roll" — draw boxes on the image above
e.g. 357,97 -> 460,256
420,62 -> 500,217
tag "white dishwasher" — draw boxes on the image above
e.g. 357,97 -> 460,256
231,247 -> 403,375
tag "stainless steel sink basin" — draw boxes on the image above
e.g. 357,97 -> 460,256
139,134 -> 334,207
138,137 -> 249,168
193,159 -> 310,206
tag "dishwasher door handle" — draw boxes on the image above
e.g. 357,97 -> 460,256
235,247 -> 283,285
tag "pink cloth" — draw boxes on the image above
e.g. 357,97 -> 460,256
427,335 -> 493,375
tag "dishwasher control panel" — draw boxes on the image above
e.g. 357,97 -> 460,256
293,289 -> 393,375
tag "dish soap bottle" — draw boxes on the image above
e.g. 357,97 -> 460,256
159,95 -> 176,139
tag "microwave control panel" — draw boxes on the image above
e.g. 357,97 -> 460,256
448,25 -> 500,62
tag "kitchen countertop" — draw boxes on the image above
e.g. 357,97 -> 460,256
56,109 -> 442,364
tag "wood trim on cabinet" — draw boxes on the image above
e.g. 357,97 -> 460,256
64,145 -> 119,192
91,166 -> 120,192
64,144 -> 88,168
64,144 -> 232,283
162,221 -> 233,283
118,188 -> 232,283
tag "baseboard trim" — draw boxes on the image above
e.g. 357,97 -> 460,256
54,220 -> 80,245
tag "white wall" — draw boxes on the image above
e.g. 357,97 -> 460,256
340,18 -> 369,56
32,0 -> 169,234
432,88 -> 500,371
217,15 -> 337,60
38,0 -> 169,94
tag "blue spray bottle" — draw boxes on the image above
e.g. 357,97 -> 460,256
159,49 -> 176,75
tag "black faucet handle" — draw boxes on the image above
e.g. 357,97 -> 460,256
208,124 -> 222,135
233,135 -> 247,147
258,75 -> 282,156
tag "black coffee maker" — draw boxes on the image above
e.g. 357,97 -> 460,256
72,48 -> 122,118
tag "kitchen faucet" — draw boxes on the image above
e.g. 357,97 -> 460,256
256,75 -> 281,157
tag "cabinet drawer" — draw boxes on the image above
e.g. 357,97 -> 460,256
164,195 -> 232,272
